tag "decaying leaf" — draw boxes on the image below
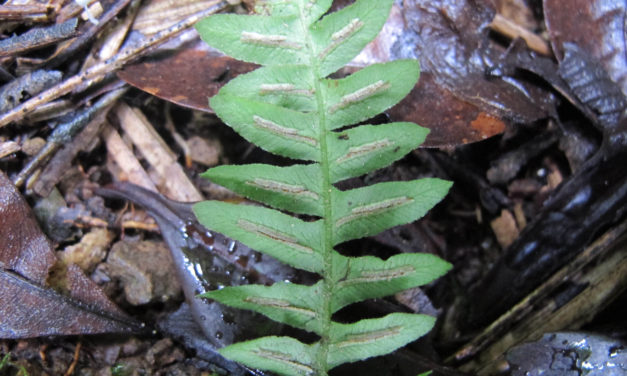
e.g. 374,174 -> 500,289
0,171 -> 56,284
0,171 -> 140,338
544,0 -> 627,96
118,47 -> 256,113
0,270 -> 137,338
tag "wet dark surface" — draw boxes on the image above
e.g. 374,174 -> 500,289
507,332 -> 627,376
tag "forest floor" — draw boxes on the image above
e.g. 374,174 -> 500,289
1,0 -> 626,375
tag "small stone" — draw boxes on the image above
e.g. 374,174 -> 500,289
58,228 -> 112,273
186,136 -> 221,166
105,240 -> 181,305
21,137 -> 46,156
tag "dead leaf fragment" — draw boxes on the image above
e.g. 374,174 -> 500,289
118,48 -> 256,112
0,270 -> 137,338
0,171 -> 139,338
544,0 -> 627,96
491,209 -> 520,248
0,171 -> 56,284
388,73 -> 506,146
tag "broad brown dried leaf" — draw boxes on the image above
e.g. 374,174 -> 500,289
0,171 -> 139,338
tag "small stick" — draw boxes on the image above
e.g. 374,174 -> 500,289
46,0 -> 132,69
0,0 -> 230,129
0,18 -> 78,57
63,341 -> 81,376
0,4 -> 55,23
13,86 -> 127,188
490,14 -> 551,56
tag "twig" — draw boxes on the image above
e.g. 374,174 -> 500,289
0,0 -> 230,129
13,86 -> 127,188
0,4 -> 55,23
0,18 -> 78,57
0,69 -> 62,113
0,141 -> 20,159
490,14 -> 551,56
63,341 -> 81,376
46,0 -> 132,69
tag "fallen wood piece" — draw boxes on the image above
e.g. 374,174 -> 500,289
114,103 -> 203,202
13,87 -> 126,189
103,124 -> 157,191
451,219 -> 627,375
490,14 -> 551,56
0,19 -> 78,57
0,69 -> 61,113
46,0 -> 133,69
0,141 -> 20,159
0,4 -> 54,22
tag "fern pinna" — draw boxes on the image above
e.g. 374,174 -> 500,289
193,1 -> 452,375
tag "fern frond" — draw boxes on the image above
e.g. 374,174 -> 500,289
194,1 -> 451,375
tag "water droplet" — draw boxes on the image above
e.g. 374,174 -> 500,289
609,346 -> 623,358
537,168 -> 547,178
227,241 -> 237,253
194,263 -> 204,278
215,331 -> 223,339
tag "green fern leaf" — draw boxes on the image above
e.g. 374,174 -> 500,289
220,336 -> 316,376
203,164 -> 323,215
196,14 -> 307,66
194,201 -> 324,273
218,65 -> 316,111
324,60 -> 420,129
210,95 -> 320,161
332,179 -> 453,244
311,0 -> 395,75
204,282 -> 324,333
328,122 -> 429,182
194,0 -> 451,374
330,253 -> 452,311
327,313 -> 435,368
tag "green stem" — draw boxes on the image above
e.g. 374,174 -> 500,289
299,5 -> 333,376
